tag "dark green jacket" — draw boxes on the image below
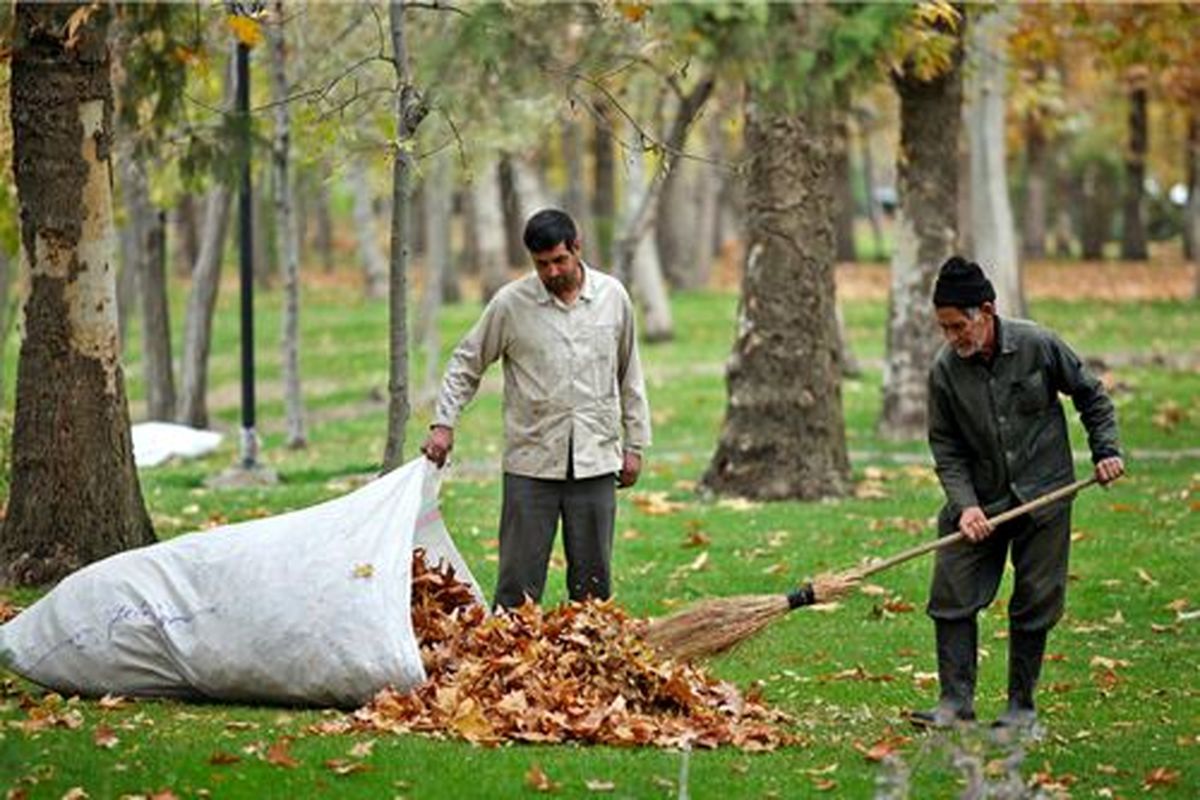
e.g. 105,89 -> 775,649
927,316 -> 1120,525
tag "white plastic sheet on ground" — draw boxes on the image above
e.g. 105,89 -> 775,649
0,458 -> 483,707
131,421 -> 223,468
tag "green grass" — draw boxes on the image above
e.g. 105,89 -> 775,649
2,280 -> 1198,798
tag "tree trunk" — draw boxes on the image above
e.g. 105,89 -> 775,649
0,249 -> 16,408
1184,111 -> 1198,265
177,186 -> 233,429
2,2 -> 154,585
620,127 -> 673,342
115,183 -> 139,351
688,112 -> 721,290
498,153 -> 526,269
253,171 -> 274,290
172,192 -> 200,278
591,105 -> 617,268
382,0 -> 427,472
832,107 -> 857,263
178,46 -> 238,429
419,149 -> 451,403
349,157 -> 387,300
473,159 -> 509,303
140,211 -> 175,421
964,7 -> 1023,316
1120,81 -> 1149,261
880,27 -> 964,440
561,109 -> 593,249
1078,162 -> 1109,260
314,166 -> 335,274
856,110 -> 886,261
269,0 -> 306,449
701,7 -> 850,501
1022,112 -> 1048,260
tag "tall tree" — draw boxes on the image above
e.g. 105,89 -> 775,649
268,0 -> 306,449
700,3 -> 861,500
879,4 -> 965,440
473,159 -> 510,303
1,2 -> 154,585
348,157 -> 388,300
1120,70 -> 1150,261
177,46 -> 237,430
964,6 -> 1023,316
381,0 -> 429,471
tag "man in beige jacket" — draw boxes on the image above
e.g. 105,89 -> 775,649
421,209 -> 651,609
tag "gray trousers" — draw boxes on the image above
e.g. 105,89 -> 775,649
493,471 -> 616,609
928,499 -> 1072,633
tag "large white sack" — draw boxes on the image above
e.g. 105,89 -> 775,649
131,421 -> 223,468
0,458 -> 483,707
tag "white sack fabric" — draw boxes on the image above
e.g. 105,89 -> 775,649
0,458 -> 483,707
131,422 -> 223,468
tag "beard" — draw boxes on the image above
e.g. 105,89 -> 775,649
543,267 -> 580,296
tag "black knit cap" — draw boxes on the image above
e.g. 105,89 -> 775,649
932,256 -> 996,308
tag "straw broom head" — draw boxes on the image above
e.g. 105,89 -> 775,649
644,594 -> 790,663
643,571 -> 861,662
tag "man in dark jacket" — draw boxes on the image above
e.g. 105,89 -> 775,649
910,256 -> 1124,734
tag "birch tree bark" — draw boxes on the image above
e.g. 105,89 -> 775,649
1,2 -> 155,585
473,159 -> 509,303
418,149 -> 451,404
619,127 -> 673,342
879,23 -> 964,440
269,0 -> 306,448
349,158 -> 387,300
381,0 -> 428,471
964,7 -> 1023,316
701,5 -> 850,501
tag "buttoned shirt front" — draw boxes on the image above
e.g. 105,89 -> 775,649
927,316 -> 1120,522
432,264 -> 651,480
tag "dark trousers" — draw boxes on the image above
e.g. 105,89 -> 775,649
493,471 -> 616,609
928,499 -> 1072,633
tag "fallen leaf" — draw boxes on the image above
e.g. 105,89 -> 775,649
208,751 -> 241,766
61,789 -> 88,800
584,778 -> 615,792
882,599 -> 916,614
1106,609 -> 1125,625
688,551 -> 709,572
1136,567 -> 1159,586
1142,767 -> 1179,790
1095,764 -> 1119,775
1089,655 -> 1131,670
717,497 -> 759,512
149,791 -> 179,800
620,528 -> 641,541
348,739 -> 375,758
525,763 -> 559,792
812,778 -> 838,791
324,758 -> 369,776
683,531 -> 710,548
93,724 -> 119,749
265,739 -> 299,769
353,563 -> 375,579
859,584 -> 887,597
631,491 -> 688,515
97,694 -> 130,710
761,563 -> 786,576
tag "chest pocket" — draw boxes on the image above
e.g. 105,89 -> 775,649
588,323 -> 619,396
1012,370 -> 1049,415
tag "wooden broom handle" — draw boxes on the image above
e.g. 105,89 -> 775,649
848,476 -> 1099,580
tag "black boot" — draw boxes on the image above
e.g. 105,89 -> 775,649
992,628 -> 1047,738
909,618 -> 978,729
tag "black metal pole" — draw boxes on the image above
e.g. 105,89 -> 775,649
236,40 -> 257,469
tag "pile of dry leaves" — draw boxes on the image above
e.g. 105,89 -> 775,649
314,550 -> 792,750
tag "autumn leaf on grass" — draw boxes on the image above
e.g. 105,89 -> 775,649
325,758 -> 369,776
1135,567 -> 1159,586
882,599 -> 916,614
525,763 -> 559,792
1031,768 -> 1077,792
348,739 -> 375,758
811,777 -> 838,791
266,738 -> 300,769
854,733 -> 911,762
93,724 -> 119,749
148,791 -> 179,800
208,751 -> 241,766
631,491 -> 688,516
683,530 -> 711,548
62,788 -> 88,800
1142,767 -> 1179,790
97,694 -> 130,711
584,778 -> 616,792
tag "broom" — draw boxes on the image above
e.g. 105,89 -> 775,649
645,477 -> 1099,662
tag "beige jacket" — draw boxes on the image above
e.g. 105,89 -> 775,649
432,265 -> 651,480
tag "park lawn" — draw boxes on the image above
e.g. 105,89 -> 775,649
1,283 -> 1197,798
